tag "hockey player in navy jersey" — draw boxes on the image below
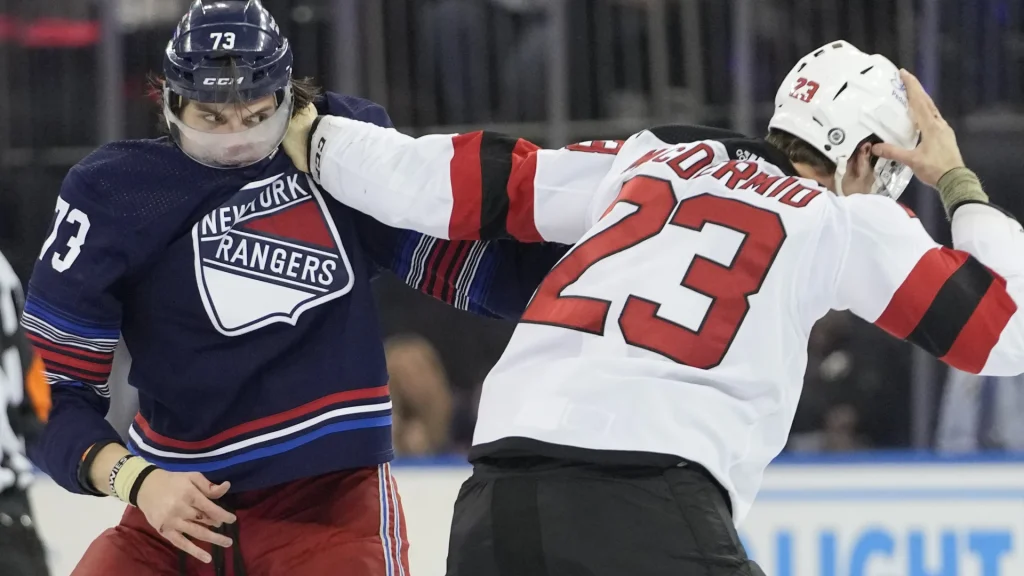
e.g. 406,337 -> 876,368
22,2 -> 567,575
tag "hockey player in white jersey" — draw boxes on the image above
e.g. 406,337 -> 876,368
286,41 -> 1024,576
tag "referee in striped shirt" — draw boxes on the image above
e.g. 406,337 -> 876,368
0,249 -> 51,576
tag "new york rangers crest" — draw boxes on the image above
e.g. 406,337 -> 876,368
192,172 -> 354,336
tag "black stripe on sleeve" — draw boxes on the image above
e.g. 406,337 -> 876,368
478,132 -> 518,240
906,255 -> 994,356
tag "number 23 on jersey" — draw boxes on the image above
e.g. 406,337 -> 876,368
521,175 -> 787,369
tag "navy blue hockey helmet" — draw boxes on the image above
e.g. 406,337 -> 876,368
162,1 -> 296,168
164,0 -> 293,103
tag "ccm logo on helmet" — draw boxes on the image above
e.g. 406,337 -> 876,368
203,77 -> 245,86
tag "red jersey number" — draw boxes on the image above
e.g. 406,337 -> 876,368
565,140 -> 625,155
521,175 -> 787,369
789,78 -> 821,103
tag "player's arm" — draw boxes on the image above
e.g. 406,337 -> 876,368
844,69 -> 1024,375
289,109 -> 620,245
832,192 -> 1024,376
318,93 -> 573,320
21,168 -> 134,496
357,217 -> 568,319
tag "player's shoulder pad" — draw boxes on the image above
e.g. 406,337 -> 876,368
839,193 -> 923,231
718,138 -> 800,177
68,139 -> 180,198
647,124 -> 745,144
74,138 -> 181,177
318,92 -> 393,128
645,125 -> 799,177
65,138 -> 204,220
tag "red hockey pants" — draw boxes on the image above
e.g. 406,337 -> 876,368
72,463 -> 410,576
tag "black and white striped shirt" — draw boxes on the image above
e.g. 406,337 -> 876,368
0,250 -> 35,492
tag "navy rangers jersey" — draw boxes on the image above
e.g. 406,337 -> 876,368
23,94 -> 567,495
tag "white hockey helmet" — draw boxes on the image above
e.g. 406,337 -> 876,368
769,40 -> 920,199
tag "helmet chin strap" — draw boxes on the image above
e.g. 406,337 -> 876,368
833,157 -> 849,197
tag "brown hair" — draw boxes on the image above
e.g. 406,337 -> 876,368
147,73 -> 322,133
765,128 -> 836,176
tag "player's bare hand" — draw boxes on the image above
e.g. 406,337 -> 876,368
135,470 -> 236,564
871,69 -> 964,189
283,103 -> 319,173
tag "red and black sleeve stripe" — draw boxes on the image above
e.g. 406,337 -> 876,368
450,132 -> 540,242
875,247 -> 1017,373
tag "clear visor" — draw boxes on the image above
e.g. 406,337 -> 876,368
164,85 -> 293,169
870,156 -> 914,200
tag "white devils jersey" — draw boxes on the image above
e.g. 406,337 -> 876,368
309,119 -> 1024,523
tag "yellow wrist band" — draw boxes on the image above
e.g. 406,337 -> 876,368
112,457 -> 156,505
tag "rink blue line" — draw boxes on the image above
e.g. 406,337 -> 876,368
766,450 -> 1024,465
391,451 -> 1024,468
756,489 -> 1024,501
388,459 -> 1024,501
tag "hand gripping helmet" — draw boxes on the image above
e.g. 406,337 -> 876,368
769,41 -> 920,199
163,0 -> 294,168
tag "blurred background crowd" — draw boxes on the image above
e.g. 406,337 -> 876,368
3,0 -> 1024,459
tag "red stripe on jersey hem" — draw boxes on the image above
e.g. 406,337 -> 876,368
874,247 -> 968,338
450,133 -> 484,240
940,271 -> 1018,373
134,385 -> 390,450
506,139 -> 543,242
